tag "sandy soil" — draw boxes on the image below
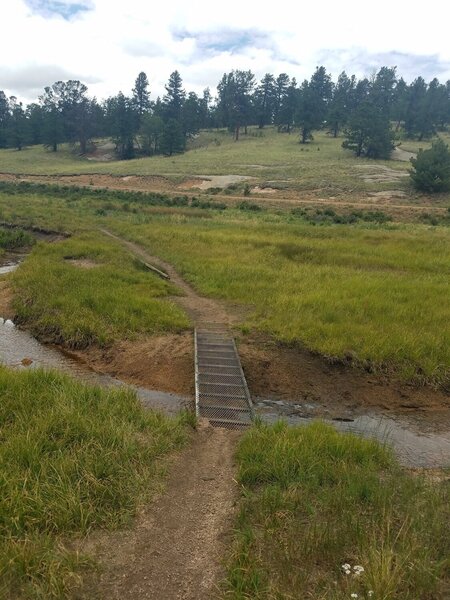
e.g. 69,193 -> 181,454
65,258 -> 100,269
392,147 -> 416,162
0,280 -> 14,320
238,334 -> 450,420
79,422 -> 240,600
72,329 -> 450,422
1,173 -> 446,218
74,333 -> 195,396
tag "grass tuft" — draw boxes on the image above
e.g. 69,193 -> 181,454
0,366 -> 189,598
224,421 -> 449,599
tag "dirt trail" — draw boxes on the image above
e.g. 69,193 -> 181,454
82,423 -> 240,600
101,228 -> 240,326
1,172 -> 446,215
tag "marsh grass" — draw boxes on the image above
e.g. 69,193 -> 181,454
0,366 -> 189,599
224,421 -> 449,599
11,231 -> 189,348
113,214 -> 450,387
0,227 -> 34,253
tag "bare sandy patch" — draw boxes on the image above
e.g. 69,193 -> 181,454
355,165 -> 409,184
191,175 -> 254,190
65,258 -> 101,269
368,190 -> 408,199
392,147 -> 416,162
75,333 -> 194,396
252,186 -> 278,194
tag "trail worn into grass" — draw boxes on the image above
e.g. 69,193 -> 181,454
100,228 -> 241,326
82,423 -> 240,600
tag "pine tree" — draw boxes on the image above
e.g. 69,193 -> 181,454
409,139 -> 450,192
254,73 -> 276,128
160,118 -> 185,156
132,72 -> 151,122
7,98 -> 29,150
296,67 -> 332,143
342,101 -> 394,159
139,114 -> 164,155
163,71 -> 185,122
327,71 -> 355,137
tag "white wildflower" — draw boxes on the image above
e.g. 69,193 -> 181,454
368,592 -> 374,597
353,565 -> 365,576
351,594 -> 358,599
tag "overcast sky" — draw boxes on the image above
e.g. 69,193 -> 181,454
2,0 -> 450,103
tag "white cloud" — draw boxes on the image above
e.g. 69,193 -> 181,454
2,0 -> 450,103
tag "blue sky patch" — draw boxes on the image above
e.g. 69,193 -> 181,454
25,0 -> 93,20
173,28 -> 273,55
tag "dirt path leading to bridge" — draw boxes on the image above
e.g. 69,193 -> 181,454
81,423 -> 240,600
100,228 -> 242,327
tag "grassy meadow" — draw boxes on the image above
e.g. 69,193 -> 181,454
224,421 -> 449,599
0,129 -> 449,599
0,366 -> 189,599
0,227 -> 34,257
0,185 -> 449,386
112,212 -> 450,387
0,128 -> 427,196
10,231 -> 189,348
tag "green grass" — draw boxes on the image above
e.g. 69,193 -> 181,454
224,421 -> 449,599
0,366 -> 189,599
11,231 -> 189,348
0,227 -> 34,257
1,186 -> 449,386
111,213 -> 450,387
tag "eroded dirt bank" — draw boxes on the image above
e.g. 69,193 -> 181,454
1,172 -> 447,218
69,330 -> 450,424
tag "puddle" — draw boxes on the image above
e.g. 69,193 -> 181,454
255,398 -> 450,468
0,253 -> 25,275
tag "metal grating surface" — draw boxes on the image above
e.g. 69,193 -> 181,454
195,326 -> 254,429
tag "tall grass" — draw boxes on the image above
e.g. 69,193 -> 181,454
113,214 -> 450,387
11,231 -> 189,348
224,421 -> 449,599
0,366 -> 189,598
0,227 -> 34,252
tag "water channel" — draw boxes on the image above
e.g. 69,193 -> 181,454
1,253 -> 449,468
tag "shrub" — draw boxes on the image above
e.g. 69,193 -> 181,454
409,139 -> 450,192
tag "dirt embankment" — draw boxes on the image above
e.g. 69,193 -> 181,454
0,280 -> 14,319
72,330 -> 450,422
1,172 -> 447,219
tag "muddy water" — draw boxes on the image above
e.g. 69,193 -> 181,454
255,398 -> 450,468
2,255 -> 449,467
0,317 -> 190,414
0,253 -> 25,275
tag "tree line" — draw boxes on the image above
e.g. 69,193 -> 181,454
1,66 -> 449,159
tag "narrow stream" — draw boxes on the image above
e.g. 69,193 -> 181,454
1,254 -> 449,467
255,399 -> 450,468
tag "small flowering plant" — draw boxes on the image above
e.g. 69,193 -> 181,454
341,563 -> 373,598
